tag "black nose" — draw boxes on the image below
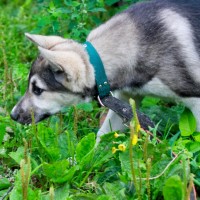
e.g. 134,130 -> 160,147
10,112 -> 19,121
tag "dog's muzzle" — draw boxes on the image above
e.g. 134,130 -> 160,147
10,106 -> 51,125
10,107 -> 32,125
10,110 -> 19,121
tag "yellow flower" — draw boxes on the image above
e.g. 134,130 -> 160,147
112,147 -> 117,154
118,144 -> 126,152
132,134 -> 138,146
136,123 -> 141,132
114,132 -> 119,138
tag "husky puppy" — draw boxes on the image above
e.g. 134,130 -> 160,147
11,0 -> 200,142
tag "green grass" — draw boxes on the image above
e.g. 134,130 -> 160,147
0,1 -> 200,199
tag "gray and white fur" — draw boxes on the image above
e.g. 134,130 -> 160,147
11,0 -> 200,142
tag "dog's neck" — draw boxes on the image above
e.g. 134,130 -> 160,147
86,13 -> 139,92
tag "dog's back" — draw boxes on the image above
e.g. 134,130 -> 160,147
88,0 -> 200,135
88,0 -> 200,97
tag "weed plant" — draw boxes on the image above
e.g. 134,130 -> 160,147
0,0 -> 200,199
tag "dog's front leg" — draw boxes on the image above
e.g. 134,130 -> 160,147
96,109 -> 125,143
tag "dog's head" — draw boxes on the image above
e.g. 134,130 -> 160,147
11,33 -> 95,124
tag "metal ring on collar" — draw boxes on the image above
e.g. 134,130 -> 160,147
97,91 -> 114,107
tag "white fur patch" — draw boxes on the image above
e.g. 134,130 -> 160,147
139,77 -> 179,100
159,9 -> 200,83
32,92 -> 81,114
30,74 -> 48,90
88,13 -> 139,77
88,14 -> 128,41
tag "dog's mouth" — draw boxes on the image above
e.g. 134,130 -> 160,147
10,111 -> 52,125
39,113 -> 51,122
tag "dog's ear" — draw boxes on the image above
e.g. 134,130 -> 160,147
38,46 -> 65,71
25,33 -> 66,49
38,46 -> 75,82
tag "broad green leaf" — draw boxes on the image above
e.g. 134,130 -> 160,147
150,157 -> 171,177
76,102 -> 93,112
43,160 -> 69,176
185,141 -> 200,153
76,133 -> 95,164
73,2 -> 81,6
0,189 -> 9,198
52,166 -> 79,183
10,186 -> 38,200
9,147 -> 24,165
49,1 -> 55,10
96,166 -> 120,184
141,96 -> 161,107
165,162 -> 185,178
0,178 -> 11,190
43,160 -> 79,183
97,195 -> 112,200
105,0 -> 120,6
119,147 -> 143,179
179,108 -> 196,136
10,171 -> 39,200
67,1 -> 80,7
56,8 -> 71,14
193,132 -> 200,142
103,182 -> 126,199
163,175 -> 184,200
42,183 -> 70,200
37,16 -> 51,27
37,124 -> 61,161
10,186 -> 23,200
58,131 -> 77,159
38,139 -> 60,161
92,132 -> 114,169
93,141 -> 113,168
89,8 -> 106,13
54,183 -> 70,200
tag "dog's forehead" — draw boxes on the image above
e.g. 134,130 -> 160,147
30,55 -> 48,74
29,55 -> 66,91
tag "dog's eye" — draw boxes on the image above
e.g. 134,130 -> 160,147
32,84 -> 44,96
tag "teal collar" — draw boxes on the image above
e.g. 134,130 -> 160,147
83,41 -> 111,99
83,42 -> 155,129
